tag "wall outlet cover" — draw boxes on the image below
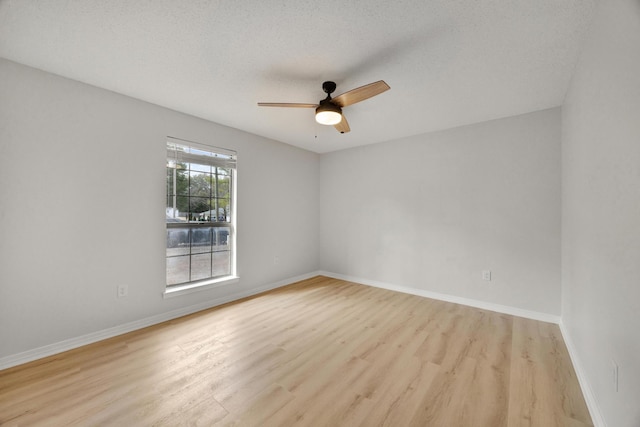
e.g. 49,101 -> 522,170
117,284 -> 128,298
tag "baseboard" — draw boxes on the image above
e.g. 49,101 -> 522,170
0,271 -> 321,371
318,271 -> 561,324
559,321 -> 608,427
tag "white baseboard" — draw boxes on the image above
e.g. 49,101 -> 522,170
318,271 -> 561,324
0,271 -> 321,371
559,321 -> 607,427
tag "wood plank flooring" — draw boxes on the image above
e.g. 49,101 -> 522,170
0,276 -> 593,426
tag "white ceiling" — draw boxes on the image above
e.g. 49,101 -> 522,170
0,0 -> 594,153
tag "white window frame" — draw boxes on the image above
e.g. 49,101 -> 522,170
164,137 -> 238,297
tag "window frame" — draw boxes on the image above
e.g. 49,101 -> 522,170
164,137 -> 238,297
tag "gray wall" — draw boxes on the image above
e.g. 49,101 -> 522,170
562,0 -> 640,426
319,108 -> 561,315
0,58 -> 320,359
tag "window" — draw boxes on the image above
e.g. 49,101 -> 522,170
166,137 -> 236,289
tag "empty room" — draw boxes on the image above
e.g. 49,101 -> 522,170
0,1 -> 638,426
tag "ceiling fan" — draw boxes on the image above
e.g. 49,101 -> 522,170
258,80 -> 390,134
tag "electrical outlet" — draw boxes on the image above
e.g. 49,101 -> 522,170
273,255 -> 280,265
482,270 -> 492,281
611,360 -> 619,392
117,284 -> 128,298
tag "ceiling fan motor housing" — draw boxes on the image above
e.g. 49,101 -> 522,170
322,81 -> 337,95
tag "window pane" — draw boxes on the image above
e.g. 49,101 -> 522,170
189,197 -> 211,220
213,251 -> 231,277
213,227 -> 230,249
166,208 -> 186,222
209,203 -> 225,222
195,211 -> 210,222
167,256 -> 190,285
216,198 -> 231,222
215,176 -> 230,199
175,196 -> 189,217
166,228 -> 190,256
176,168 -> 189,196
191,227 -> 212,254
191,253 -> 212,281
166,168 -> 174,196
189,171 -> 211,198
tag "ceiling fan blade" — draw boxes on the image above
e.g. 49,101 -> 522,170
334,115 -> 350,133
257,102 -> 317,108
332,80 -> 390,107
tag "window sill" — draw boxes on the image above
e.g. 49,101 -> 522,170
163,275 -> 239,298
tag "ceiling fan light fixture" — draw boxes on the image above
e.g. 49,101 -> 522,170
315,101 -> 342,125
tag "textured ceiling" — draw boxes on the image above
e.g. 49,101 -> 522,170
0,0 -> 594,153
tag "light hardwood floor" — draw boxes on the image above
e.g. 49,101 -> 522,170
0,276 -> 592,426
